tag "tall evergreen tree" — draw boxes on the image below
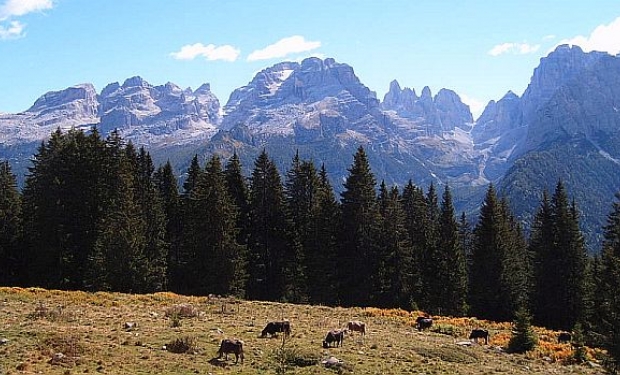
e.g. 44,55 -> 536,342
436,185 -> 469,316
420,183 -> 441,312
593,192 -> 620,371
500,198 -> 531,317
376,184 -> 414,308
181,155 -> 247,297
225,152 -> 250,248
22,128 -> 106,289
470,184 -> 524,321
246,150 -> 290,301
458,212 -> 473,272
338,146 -> 381,307
531,181 -> 587,330
154,161 -> 182,292
400,180 -> 426,309
175,156 -> 205,293
86,134 -> 148,292
0,161 -> 22,285
183,154 -> 202,197
133,147 -> 168,292
304,164 -> 340,305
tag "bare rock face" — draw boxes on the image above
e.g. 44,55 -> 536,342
96,76 -> 221,143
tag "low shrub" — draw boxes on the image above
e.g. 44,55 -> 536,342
166,336 -> 197,354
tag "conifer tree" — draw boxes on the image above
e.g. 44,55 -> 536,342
338,146 -> 381,307
154,161 -> 182,291
470,184 -> 512,321
376,184 -> 414,308
246,150 -> 289,301
0,160 -> 22,285
436,185 -> 469,316
86,134 -> 148,292
594,192 -> 620,370
225,152 -> 250,247
22,128 -> 106,289
500,198 -> 531,317
183,154 -> 202,197
182,155 -> 247,297
133,147 -> 168,292
507,306 -> 538,353
305,164 -> 340,305
175,156 -> 204,293
531,181 -> 586,330
458,212 -> 473,271
420,183 -> 441,312
400,180 -> 426,309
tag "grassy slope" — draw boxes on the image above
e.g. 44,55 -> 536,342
0,287 -> 605,375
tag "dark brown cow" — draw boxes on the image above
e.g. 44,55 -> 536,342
347,320 -> 366,335
323,329 -> 346,348
558,332 -> 572,344
416,316 -> 433,331
469,329 -> 489,345
260,320 -> 291,337
217,338 -> 244,364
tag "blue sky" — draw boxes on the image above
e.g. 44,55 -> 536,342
1,0 -> 620,118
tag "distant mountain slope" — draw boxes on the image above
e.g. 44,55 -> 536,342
2,46 -> 620,249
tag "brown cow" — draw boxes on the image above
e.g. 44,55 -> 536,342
260,320 -> 291,338
558,332 -> 572,344
469,329 -> 489,345
217,338 -> 244,364
347,320 -> 366,335
416,316 -> 433,331
323,329 -> 346,348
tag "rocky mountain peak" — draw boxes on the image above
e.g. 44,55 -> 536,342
382,80 -> 418,113
434,88 -> 473,131
420,86 -> 432,101
522,44 -> 606,113
195,83 -> 212,94
122,76 -> 151,89
27,83 -> 98,115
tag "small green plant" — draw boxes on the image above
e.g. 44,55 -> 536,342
507,306 -> 538,353
570,323 -> 588,363
169,313 -> 182,328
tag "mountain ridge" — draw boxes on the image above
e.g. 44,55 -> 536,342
2,44 -> 620,249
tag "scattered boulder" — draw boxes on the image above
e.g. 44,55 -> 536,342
322,356 -> 344,368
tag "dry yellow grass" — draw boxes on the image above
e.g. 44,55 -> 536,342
0,287 -> 606,374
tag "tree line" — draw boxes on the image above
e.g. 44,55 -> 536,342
2,127 -> 620,361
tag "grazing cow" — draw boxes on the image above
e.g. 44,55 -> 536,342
347,320 -> 366,335
469,329 -> 489,345
416,316 -> 433,331
558,332 -> 572,344
217,338 -> 244,364
323,329 -> 346,348
260,320 -> 291,338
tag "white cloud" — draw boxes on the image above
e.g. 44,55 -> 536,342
248,35 -> 321,61
558,16 -> 620,55
0,0 -> 53,21
0,19 -> 23,39
170,43 -> 240,62
488,42 -> 540,56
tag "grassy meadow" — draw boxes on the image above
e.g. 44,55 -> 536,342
0,287 -> 606,374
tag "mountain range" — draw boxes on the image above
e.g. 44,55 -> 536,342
2,44 -> 619,250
